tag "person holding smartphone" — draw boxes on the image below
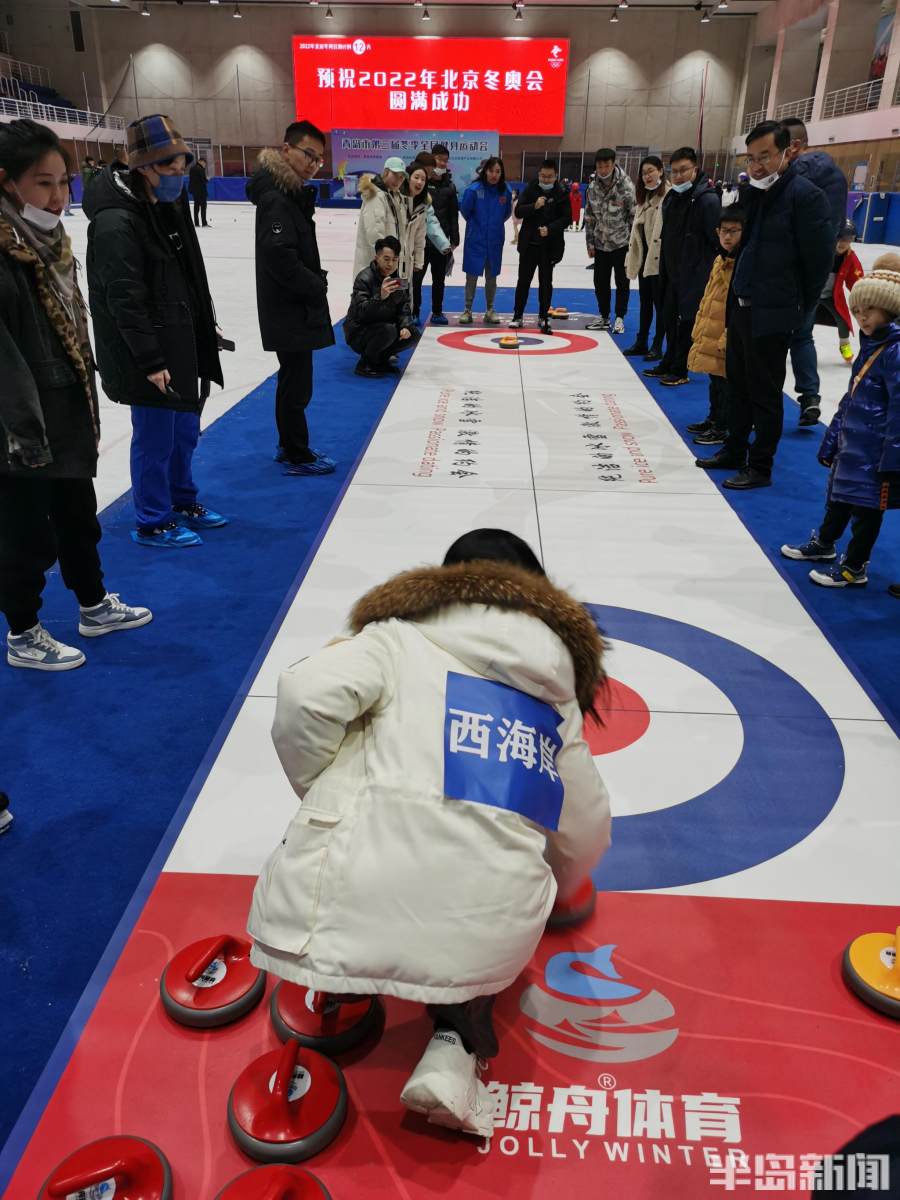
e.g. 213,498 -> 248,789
344,236 -> 420,378
85,115 -> 226,548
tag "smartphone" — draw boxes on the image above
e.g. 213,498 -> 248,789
163,383 -> 183,405
394,279 -> 410,291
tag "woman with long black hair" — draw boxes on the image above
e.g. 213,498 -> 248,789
0,119 -> 151,672
624,155 -> 670,359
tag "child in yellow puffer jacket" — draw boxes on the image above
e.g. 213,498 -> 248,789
686,207 -> 745,446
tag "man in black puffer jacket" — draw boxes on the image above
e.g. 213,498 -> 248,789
247,119 -> 336,476
345,236 -> 419,377
85,114 -> 225,549
511,160 -> 570,334
696,120 -> 833,490
644,147 -> 721,387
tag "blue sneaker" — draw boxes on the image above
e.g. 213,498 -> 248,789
282,451 -> 336,477
809,559 -> 868,588
274,445 -> 287,463
781,532 -> 836,562
132,521 -> 203,548
430,314 -> 449,326
174,503 -> 229,530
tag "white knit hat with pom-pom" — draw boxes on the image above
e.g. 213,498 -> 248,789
849,252 -> 900,318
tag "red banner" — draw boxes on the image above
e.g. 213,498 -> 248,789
292,36 -> 570,135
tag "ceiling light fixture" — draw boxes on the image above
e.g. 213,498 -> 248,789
700,8 -> 711,20
717,0 -> 728,8
610,10 -> 619,21
422,5 -> 431,18
233,2 -> 242,15
141,1 -> 150,14
618,0 -> 629,8
514,5 -> 524,17
325,3 -> 334,13
413,0 -> 423,6
309,0 -> 319,5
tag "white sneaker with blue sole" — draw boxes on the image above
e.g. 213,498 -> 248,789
7,624 -> 85,671
400,1029 -> 495,1138
79,593 -> 153,638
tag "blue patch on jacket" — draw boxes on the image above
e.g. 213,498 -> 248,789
443,671 -> 564,831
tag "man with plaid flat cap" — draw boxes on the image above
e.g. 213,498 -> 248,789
85,114 -> 227,548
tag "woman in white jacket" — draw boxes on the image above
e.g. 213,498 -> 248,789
624,155 -> 669,360
248,529 -> 612,1140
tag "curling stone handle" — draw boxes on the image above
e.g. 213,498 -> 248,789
271,1037 -> 302,1106
259,1168 -> 306,1200
47,1158 -> 129,1195
308,989 -> 329,1014
185,934 -> 234,983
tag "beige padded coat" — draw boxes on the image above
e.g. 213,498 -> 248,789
248,562 -> 612,1005
687,253 -> 734,378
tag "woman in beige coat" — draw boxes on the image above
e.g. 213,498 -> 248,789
624,155 -> 669,359
248,529 -> 611,1140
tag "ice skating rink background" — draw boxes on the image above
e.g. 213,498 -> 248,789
2,207 -> 898,1198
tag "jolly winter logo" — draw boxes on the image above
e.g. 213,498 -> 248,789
520,945 -> 678,1063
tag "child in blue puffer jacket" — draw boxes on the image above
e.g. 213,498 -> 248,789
781,254 -> 900,589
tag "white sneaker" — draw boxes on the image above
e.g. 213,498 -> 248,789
78,593 -> 153,638
400,1029 -> 495,1138
7,624 -> 85,672
613,317 -> 626,335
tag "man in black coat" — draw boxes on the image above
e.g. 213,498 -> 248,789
782,117 -> 850,426
510,160 -> 570,334
417,143 -> 459,326
696,120 -> 833,490
644,147 -> 721,386
344,235 -> 420,377
247,119 -> 336,475
188,158 -> 209,228
85,114 -> 226,548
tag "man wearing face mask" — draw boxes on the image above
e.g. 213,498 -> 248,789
695,121 -> 833,490
510,160 -> 570,335
85,115 -> 225,547
644,147 -> 720,387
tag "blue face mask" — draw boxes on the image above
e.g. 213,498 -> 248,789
152,173 -> 187,203
539,182 -> 554,191
671,179 -> 693,194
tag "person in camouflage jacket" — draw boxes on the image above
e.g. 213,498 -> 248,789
583,150 -> 636,333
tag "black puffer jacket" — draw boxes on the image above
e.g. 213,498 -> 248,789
246,150 -> 335,354
0,222 -> 99,478
84,163 -> 223,413
515,181 -> 570,263
344,263 -> 413,345
428,172 -> 460,247
659,172 -> 722,319
188,162 -> 208,201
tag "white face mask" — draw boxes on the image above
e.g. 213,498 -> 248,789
644,181 -> 661,191
748,156 -> 787,190
10,184 -> 62,231
433,166 -> 446,177
671,179 -> 693,194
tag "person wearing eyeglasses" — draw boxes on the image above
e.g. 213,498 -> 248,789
695,120 -> 833,491
85,114 -> 227,547
247,120 -> 336,477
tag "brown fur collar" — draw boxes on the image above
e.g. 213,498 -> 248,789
350,562 -> 606,713
257,147 -> 305,195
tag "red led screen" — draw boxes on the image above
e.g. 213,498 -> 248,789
292,36 -> 570,135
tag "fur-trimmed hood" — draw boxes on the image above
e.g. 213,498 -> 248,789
246,148 -> 318,211
350,561 -> 605,713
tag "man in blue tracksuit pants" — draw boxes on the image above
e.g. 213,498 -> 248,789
86,114 -> 227,547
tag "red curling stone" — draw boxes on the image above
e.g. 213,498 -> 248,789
214,1164 -> 333,1199
160,933 -> 266,1028
547,877 -> 597,928
37,1135 -> 173,1200
271,984 -> 382,1054
227,1037 -> 348,1163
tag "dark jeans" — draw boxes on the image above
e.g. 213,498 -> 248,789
349,322 -> 420,368
0,475 -> 105,635
658,278 -> 692,377
637,271 -> 663,348
707,374 -> 731,430
592,247 -> 629,320
819,501 -> 884,569
412,266 -> 425,320
722,303 -> 792,477
275,349 -> 314,464
790,303 -> 819,400
423,241 -> 448,317
514,245 -> 555,320
192,198 -> 208,227
429,995 -> 498,1059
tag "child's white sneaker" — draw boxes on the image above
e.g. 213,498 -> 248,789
400,1029 -> 495,1138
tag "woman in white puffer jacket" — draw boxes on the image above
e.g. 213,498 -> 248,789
248,529 -> 612,1139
